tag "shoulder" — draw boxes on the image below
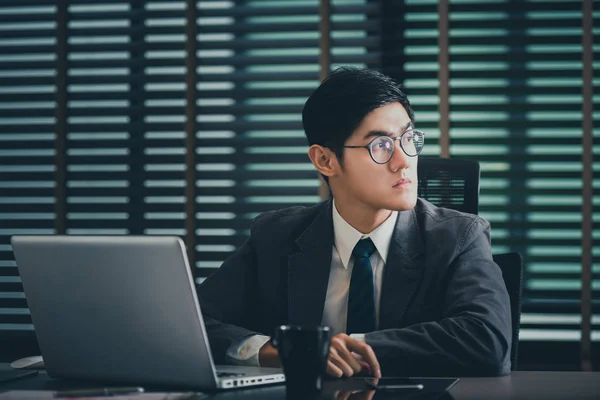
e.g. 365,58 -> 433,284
415,198 -> 489,229
413,198 -> 491,251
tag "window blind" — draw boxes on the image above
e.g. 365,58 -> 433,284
592,0 -> 599,355
0,0 -> 380,347
401,0 -> 598,366
0,1 -> 57,331
192,0 -> 379,278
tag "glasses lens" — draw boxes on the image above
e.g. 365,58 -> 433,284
402,130 -> 425,156
369,136 -> 394,163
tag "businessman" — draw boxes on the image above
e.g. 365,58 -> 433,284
197,67 -> 512,378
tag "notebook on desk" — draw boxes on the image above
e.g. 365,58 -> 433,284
11,236 -> 284,390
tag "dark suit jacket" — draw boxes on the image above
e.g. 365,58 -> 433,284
197,198 -> 512,376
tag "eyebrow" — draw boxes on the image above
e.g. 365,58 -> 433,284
363,121 -> 414,140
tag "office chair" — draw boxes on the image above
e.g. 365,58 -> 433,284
492,252 -> 524,371
417,157 -> 480,215
417,159 -> 522,369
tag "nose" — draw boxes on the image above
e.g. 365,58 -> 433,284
388,139 -> 411,172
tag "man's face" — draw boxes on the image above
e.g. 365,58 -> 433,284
333,102 -> 418,212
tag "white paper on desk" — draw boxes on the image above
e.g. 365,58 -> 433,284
0,391 -> 199,400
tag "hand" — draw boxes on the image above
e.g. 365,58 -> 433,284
258,342 -> 280,368
326,333 -> 381,379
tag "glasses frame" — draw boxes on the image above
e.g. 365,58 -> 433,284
343,129 -> 426,164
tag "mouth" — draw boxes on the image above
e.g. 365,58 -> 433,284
392,178 -> 412,188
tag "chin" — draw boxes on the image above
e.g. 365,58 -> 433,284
380,195 -> 418,212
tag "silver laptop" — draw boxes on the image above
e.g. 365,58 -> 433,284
11,235 -> 284,390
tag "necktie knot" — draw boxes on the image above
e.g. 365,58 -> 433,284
352,238 -> 376,260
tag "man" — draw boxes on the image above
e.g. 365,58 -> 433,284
197,67 -> 512,378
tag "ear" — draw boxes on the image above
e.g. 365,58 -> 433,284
307,145 -> 338,178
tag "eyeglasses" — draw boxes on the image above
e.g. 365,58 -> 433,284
343,129 -> 425,164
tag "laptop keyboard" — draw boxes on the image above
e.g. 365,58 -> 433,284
217,371 -> 246,378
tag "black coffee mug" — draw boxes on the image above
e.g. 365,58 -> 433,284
272,325 -> 331,394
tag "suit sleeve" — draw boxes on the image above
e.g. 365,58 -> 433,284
196,234 -> 262,364
365,218 -> 512,377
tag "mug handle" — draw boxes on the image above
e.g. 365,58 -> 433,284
271,326 -> 280,348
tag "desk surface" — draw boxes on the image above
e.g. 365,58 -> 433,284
1,366 -> 599,400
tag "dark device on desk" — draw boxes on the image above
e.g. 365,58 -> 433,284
11,236 -> 285,390
367,377 -> 459,399
368,378 -> 425,390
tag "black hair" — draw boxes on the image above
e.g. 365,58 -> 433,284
302,67 -> 415,180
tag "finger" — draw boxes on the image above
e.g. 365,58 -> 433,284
337,348 -> 362,374
330,347 -> 355,376
327,360 -> 343,378
345,340 -> 380,377
358,361 -> 371,373
348,390 -> 375,400
329,349 -> 355,377
345,341 -> 381,378
331,338 -> 362,374
337,390 -> 352,400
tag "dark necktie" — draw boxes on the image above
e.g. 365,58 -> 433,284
346,238 -> 377,334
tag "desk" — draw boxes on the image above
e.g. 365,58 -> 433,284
1,365 -> 599,400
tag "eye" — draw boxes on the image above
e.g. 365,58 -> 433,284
379,140 -> 392,149
403,133 -> 414,143
372,137 -> 392,150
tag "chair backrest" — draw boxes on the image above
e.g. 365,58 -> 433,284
492,252 -> 523,371
417,157 -> 481,215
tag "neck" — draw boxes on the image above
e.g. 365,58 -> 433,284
333,195 -> 392,234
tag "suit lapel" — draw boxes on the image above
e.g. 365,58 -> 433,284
379,208 -> 425,329
288,200 -> 334,326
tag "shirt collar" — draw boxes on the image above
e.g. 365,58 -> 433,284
332,199 -> 399,269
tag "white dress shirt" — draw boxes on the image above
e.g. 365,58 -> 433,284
226,200 -> 398,366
